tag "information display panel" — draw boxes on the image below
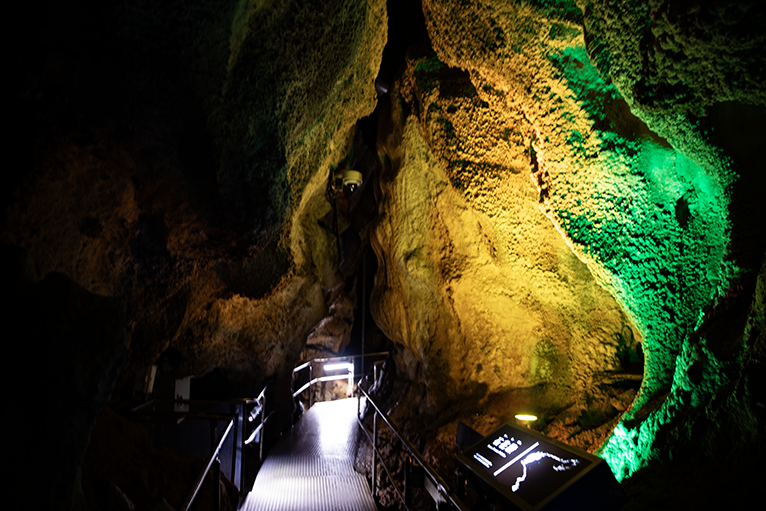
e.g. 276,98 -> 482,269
456,422 -> 604,510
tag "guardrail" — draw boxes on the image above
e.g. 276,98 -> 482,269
128,382 -> 273,511
291,352 -> 468,510
180,418 -> 233,511
356,385 -> 470,511
244,384 -> 273,464
291,352 -> 389,408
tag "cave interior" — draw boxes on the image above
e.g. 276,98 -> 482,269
5,0 -> 765,510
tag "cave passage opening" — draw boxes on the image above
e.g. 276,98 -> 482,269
330,0 -> 427,364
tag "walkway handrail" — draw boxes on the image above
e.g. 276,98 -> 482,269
291,352 -> 389,407
128,380 -> 274,511
293,351 -> 390,372
252,382 -> 272,464
358,386 -> 470,511
180,418 -> 234,511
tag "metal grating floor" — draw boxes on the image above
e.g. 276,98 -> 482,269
241,398 -> 376,511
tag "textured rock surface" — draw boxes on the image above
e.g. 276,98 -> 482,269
6,0 -> 386,393
416,0 -> 765,493
372,74 -> 641,449
301,281 -> 357,360
5,0 -> 765,509
7,1 -> 386,509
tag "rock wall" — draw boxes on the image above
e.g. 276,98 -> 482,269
410,0 -> 765,490
372,63 -> 642,452
7,1 -> 386,508
4,0 -> 765,508
3,244 -> 128,511
6,0 -> 386,393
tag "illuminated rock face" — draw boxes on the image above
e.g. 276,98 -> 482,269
419,0 -> 765,486
5,1 -> 765,508
371,60 -> 641,452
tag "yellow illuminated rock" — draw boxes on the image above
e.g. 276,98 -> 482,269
371,75 -> 639,448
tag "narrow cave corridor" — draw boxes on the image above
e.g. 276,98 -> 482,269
5,1 -> 765,510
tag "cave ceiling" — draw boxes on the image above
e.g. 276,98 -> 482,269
5,0 -> 765,499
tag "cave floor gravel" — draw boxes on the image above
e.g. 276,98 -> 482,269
242,398 -> 375,511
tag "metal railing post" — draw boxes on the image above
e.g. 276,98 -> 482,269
239,402 -> 245,492
308,363 -> 313,408
213,458 -> 221,511
231,403 -> 238,492
361,250 -> 366,381
348,362 -> 354,397
404,456 -> 411,505
372,410 -> 377,497
259,392 -> 266,464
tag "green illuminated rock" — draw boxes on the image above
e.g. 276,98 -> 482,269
420,0 -> 764,487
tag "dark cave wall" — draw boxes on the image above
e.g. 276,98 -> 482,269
6,0 -> 386,390
4,246 -> 128,511
7,1 -> 386,509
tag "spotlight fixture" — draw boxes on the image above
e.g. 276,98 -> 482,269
324,361 -> 355,397
515,414 -> 538,428
342,170 -> 363,193
324,362 -> 354,371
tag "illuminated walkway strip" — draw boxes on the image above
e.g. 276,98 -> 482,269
242,399 -> 375,511
493,442 -> 539,477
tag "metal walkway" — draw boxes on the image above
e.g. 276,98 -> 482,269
241,398 -> 376,511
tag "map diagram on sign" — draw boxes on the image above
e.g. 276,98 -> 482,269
462,426 -> 592,507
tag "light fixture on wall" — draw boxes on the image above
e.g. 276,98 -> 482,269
515,414 -> 538,428
324,362 -> 353,371
324,361 -> 355,397
342,170 -> 363,193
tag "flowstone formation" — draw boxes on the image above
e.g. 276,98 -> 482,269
418,0 -> 765,491
373,37 -> 644,458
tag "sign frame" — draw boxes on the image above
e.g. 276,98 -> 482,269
455,421 -> 606,511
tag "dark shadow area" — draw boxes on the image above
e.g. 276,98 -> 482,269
376,0 -> 427,95
705,101 -> 766,268
214,242 -> 291,300
695,101 -> 766,360
2,243 -> 128,511
338,1 -> 427,278
345,247 -> 391,358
